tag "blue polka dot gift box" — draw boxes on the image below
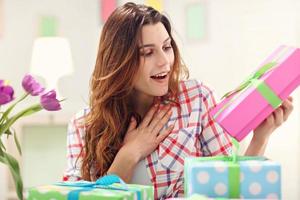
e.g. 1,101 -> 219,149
184,156 -> 281,199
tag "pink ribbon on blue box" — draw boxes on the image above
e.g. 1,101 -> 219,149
55,174 -> 141,200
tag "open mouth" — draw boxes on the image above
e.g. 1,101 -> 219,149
150,72 -> 169,80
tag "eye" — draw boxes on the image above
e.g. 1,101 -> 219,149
163,45 -> 172,51
140,50 -> 153,57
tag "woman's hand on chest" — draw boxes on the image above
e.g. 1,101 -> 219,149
122,104 -> 175,161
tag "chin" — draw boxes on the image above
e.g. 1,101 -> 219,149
154,87 -> 169,97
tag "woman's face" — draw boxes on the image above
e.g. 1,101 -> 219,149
133,22 -> 175,98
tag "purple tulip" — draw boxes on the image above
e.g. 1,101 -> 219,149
40,90 -> 61,111
22,74 -> 44,96
0,80 -> 14,105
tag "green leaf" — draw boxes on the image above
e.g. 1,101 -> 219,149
0,113 -> 9,137
13,129 -> 22,155
1,152 -> 23,200
5,129 -> 12,136
0,155 -> 5,163
0,139 -> 6,154
5,129 -> 13,141
0,104 -> 42,135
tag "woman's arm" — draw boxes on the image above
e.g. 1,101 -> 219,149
244,135 -> 269,156
245,96 -> 293,156
107,146 -> 140,182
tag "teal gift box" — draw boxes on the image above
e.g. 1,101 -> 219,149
184,156 -> 281,199
26,174 -> 154,200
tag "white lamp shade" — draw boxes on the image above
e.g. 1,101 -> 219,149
30,37 -> 74,91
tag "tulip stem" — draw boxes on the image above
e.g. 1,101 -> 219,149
0,103 -> 42,136
0,93 -> 29,125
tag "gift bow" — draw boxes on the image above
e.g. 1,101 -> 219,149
56,174 -> 141,200
214,61 -> 282,119
222,62 -> 276,98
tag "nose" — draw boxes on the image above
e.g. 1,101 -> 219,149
156,49 -> 169,69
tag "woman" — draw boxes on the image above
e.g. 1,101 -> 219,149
63,2 -> 293,199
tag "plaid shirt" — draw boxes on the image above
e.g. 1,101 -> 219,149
63,79 -> 232,199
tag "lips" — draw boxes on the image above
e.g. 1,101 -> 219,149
150,71 -> 169,80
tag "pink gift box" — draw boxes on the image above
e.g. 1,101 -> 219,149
210,45 -> 300,141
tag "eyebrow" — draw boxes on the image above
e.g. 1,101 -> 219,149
139,37 -> 171,49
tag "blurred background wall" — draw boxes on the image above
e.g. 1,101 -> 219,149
0,0 -> 299,199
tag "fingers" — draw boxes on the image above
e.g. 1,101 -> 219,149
287,96 -> 293,102
151,108 -> 172,133
284,96 -> 293,104
149,105 -> 171,131
139,104 -> 158,128
156,124 -> 174,144
273,107 -> 284,126
265,96 -> 294,128
126,117 -> 137,133
281,97 -> 294,121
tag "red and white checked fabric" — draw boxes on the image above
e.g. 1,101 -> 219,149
63,79 -> 232,199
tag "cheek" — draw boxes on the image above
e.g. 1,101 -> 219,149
167,52 -> 175,80
169,50 -> 175,67
134,64 -> 149,85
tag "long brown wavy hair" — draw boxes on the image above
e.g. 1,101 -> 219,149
81,2 -> 189,181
